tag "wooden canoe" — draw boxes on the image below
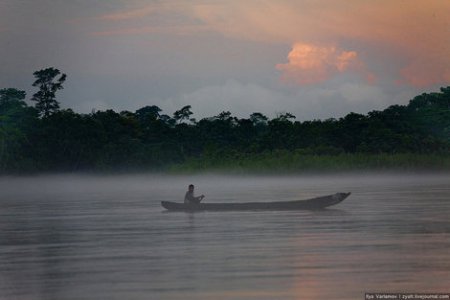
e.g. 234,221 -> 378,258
161,192 -> 350,211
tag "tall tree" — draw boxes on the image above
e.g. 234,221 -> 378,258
135,105 -> 162,122
173,105 -> 194,124
250,112 -> 268,126
31,67 -> 66,117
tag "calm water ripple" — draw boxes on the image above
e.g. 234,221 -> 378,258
0,173 -> 449,300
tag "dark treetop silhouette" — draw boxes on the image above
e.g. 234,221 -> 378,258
0,68 -> 449,173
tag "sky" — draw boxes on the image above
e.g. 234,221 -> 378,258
1,0 -> 449,120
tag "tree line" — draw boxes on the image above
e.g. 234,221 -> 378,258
0,67 -> 449,173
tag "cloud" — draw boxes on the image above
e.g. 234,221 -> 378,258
399,58 -> 450,88
96,5 -> 156,21
192,0 -> 450,87
276,43 -> 374,85
89,0 -> 450,88
158,80 -> 406,121
90,24 -> 209,36
162,80 -> 289,119
90,2 -> 214,37
62,75 -> 416,122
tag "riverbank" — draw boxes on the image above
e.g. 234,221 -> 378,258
169,152 -> 450,174
2,152 -> 449,176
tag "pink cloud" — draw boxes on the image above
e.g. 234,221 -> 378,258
190,1 -> 450,87
90,24 -> 209,37
96,6 -> 156,21
88,1 -> 449,87
398,55 -> 450,88
276,43 -> 374,85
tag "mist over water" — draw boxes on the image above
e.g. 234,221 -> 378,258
0,173 -> 449,300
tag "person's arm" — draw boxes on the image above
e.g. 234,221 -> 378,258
195,195 -> 205,201
185,192 -> 204,204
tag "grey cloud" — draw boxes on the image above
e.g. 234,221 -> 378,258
158,80 -> 419,121
0,0 -> 441,123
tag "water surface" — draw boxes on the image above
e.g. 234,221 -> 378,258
0,173 -> 449,299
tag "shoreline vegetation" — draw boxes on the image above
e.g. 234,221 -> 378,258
169,153 -> 450,174
1,68 -> 449,174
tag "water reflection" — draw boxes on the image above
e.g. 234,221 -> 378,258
1,199 -> 72,300
0,173 -> 449,300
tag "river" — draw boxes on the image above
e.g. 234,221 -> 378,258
0,173 -> 449,300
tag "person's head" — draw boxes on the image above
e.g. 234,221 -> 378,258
188,184 -> 194,192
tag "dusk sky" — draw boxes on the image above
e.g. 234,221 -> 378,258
1,0 -> 449,120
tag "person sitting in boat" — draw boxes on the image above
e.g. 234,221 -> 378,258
184,184 -> 205,204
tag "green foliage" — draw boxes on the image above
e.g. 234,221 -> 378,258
249,112 -> 268,125
0,69 -> 449,173
0,88 -> 26,108
407,87 -> 450,143
173,105 -> 194,124
31,67 -> 66,117
171,152 -> 450,173
135,105 -> 162,123
0,89 -> 38,172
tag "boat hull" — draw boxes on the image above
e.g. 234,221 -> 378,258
161,192 -> 350,211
